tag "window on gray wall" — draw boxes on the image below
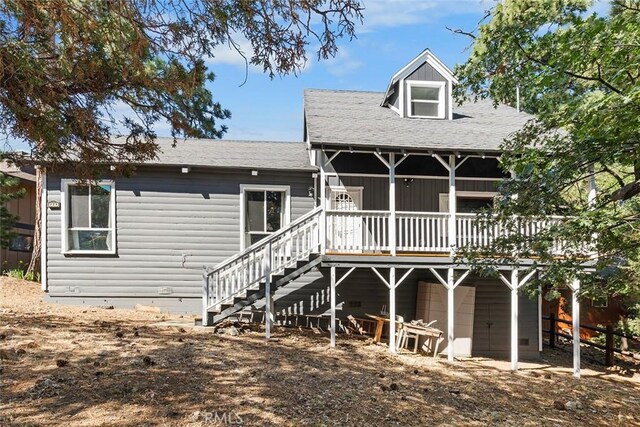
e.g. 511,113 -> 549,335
62,180 -> 115,253
243,189 -> 287,247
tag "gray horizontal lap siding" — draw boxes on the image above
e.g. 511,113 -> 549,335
46,168 -> 315,299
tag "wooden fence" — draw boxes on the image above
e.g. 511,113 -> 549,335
543,314 -> 640,366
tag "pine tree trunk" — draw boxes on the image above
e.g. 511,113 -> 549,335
26,167 -> 42,278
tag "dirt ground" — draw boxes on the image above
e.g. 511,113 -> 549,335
1,277 -> 639,427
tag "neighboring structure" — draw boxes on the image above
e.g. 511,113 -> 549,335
0,160 -> 37,272
543,290 -> 626,339
42,50 -> 593,375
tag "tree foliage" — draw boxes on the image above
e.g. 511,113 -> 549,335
454,0 -> 640,298
0,0 -> 363,177
0,159 -> 26,249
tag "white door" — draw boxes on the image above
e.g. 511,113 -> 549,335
329,187 -> 362,252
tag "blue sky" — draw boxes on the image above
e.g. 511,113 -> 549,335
3,0 -> 610,151
209,0 -> 495,142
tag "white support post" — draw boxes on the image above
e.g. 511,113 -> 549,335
538,286 -> 543,353
511,268 -> 519,371
572,278 -> 581,378
389,153 -> 397,256
40,168 -> 47,291
588,168 -> 597,207
447,268 -> 455,361
330,266 -> 336,348
265,242 -> 273,339
319,152 -> 327,254
202,271 -> 210,326
588,168 -> 597,257
448,155 -> 457,255
389,267 -> 397,353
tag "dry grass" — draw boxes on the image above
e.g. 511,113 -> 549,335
1,277 -> 639,426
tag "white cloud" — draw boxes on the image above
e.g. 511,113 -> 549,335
359,0 -> 494,31
208,37 -> 256,69
207,35 -> 313,76
324,48 -> 364,77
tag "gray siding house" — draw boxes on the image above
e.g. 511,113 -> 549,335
43,49 -> 583,370
44,140 -> 316,313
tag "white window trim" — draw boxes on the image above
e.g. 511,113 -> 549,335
239,185 -> 291,250
60,179 -> 117,255
439,191 -> 498,213
406,81 -> 446,119
41,170 -> 47,290
592,297 -> 608,308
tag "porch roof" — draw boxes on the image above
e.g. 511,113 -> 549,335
304,89 -> 532,154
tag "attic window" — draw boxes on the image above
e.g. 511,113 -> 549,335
407,81 -> 445,119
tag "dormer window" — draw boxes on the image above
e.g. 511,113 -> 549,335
382,49 -> 457,120
407,81 -> 445,119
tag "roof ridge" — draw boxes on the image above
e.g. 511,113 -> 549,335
305,88 -> 384,95
152,137 -> 305,144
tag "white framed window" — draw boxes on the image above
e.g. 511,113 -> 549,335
592,296 -> 608,308
240,185 -> 290,249
328,186 -> 363,211
406,81 -> 446,119
439,191 -> 498,213
61,179 -> 116,254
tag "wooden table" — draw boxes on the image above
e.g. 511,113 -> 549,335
365,313 -> 392,343
401,323 -> 444,357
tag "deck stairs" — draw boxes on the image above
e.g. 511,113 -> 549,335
202,207 -> 323,325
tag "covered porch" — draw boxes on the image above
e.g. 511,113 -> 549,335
316,149 -> 562,255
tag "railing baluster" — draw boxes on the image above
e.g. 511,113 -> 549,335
205,208 -> 566,317
364,216 -> 369,251
382,215 -> 387,250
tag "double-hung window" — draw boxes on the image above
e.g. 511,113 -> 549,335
62,180 -> 116,254
407,81 -> 445,119
241,186 -> 289,249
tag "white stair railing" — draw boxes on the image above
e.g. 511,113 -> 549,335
203,207 -> 322,321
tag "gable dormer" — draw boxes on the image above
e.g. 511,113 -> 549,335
381,49 -> 458,120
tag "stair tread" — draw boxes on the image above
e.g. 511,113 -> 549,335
206,250 -> 323,325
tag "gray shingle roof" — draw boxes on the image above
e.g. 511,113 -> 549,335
0,160 -> 36,182
304,89 -> 532,153
145,138 -> 315,171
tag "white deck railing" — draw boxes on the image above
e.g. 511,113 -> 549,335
326,210 -> 563,254
397,212 -> 450,252
326,210 -> 391,253
203,208 -> 566,322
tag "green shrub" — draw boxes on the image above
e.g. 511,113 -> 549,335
591,318 -> 640,349
2,260 -> 40,282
